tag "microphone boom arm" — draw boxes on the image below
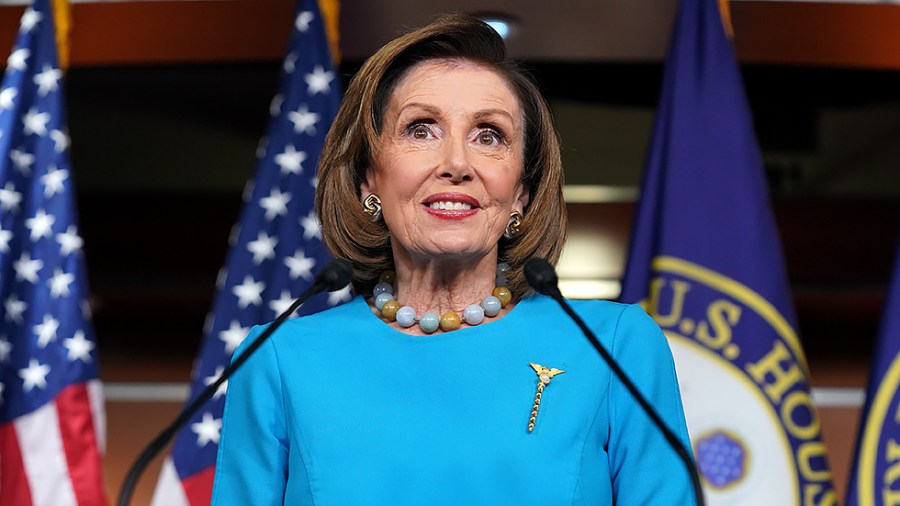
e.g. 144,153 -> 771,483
116,259 -> 353,506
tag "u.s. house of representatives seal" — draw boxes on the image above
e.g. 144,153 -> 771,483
853,349 -> 900,506
641,256 -> 835,506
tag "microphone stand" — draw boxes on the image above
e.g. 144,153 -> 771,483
116,259 -> 353,506
525,259 -> 706,506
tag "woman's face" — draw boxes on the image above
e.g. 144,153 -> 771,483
362,59 -> 529,264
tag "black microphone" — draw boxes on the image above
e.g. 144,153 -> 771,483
524,258 -> 706,506
116,259 -> 354,506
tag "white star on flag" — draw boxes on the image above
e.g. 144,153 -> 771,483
191,412 -> 222,447
14,252 -> 43,284
23,107 -> 50,136
50,129 -> 69,153
0,182 -> 22,212
259,188 -> 291,220
274,144 -> 307,175
4,294 -> 27,324
40,165 -> 68,197
19,359 -> 51,392
215,267 -> 228,290
33,314 -> 60,348
232,276 -> 265,309
0,227 -> 12,253
157,2 -> 346,495
203,366 -> 228,400
285,249 -> 316,280
0,337 -> 12,363
283,51 -> 299,74
48,268 -> 75,298
63,331 -> 94,362
295,11 -> 314,32
6,48 -> 30,72
305,66 -> 334,95
269,94 -> 284,116
269,290 -> 298,318
25,209 -> 55,241
246,231 -> 278,264
218,320 -> 249,354
327,285 -> 353,306
33,64 -> 61,96
289,104 -> 320,135
300,211 -> 321,240
0,87 -> 16,110
10,148 -> 35,175
56,225 -> 83,255
19,7 -> 42,33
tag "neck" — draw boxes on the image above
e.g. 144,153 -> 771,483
392,253 -> 501,315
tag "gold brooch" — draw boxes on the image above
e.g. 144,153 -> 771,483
527,362 -> 565,432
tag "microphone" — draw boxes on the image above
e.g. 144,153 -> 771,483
116,259 -> 354,506
524,258 -> 706,506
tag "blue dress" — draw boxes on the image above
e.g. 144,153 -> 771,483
211,294 -> 696,505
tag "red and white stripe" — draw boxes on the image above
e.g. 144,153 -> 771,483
0,380 -> 107,506
151,458 -> 216,506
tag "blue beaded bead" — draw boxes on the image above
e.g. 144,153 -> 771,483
396,306 -> 417,328
481,295 -> 502,317
463,304 -> 485,325
496,262 -> 510,274
419,312 -> 440,333
373,282 -> 393,297
495,274 -> 507,287
375,292 -> 393,310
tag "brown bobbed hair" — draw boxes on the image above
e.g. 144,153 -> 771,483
315,13 -> 567,299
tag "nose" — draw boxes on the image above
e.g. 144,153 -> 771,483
438,135 -> 474,183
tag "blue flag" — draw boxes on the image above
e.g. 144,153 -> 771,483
619,0 -> 836,503
151,0 -> 344,503
0,0 -> 107,503
846,238 -> 900,506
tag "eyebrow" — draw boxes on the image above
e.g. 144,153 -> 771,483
473,108 -> 516,125
396,102 -> 442,119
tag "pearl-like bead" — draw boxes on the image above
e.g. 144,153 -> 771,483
463,304 -> 485,325
375,292 -> 394,311
373,282 -> 393,297
419,312 -> 440,333
481,295 -> 502,317
381,300 -> 401,320
379,270 -> 396,284
493,286 -> 512,306
396,306 -> 417,327
440,311 -> 462,331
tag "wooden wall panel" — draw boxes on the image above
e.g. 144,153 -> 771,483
732,2 -> 900,70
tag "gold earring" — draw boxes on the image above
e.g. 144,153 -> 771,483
363,194 -> 382,222
505,211 -> 523,239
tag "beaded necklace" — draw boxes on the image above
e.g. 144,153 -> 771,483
373,263 -> 513,333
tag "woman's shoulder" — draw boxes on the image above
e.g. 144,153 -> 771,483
250,295 -> 371,344
521,294 -> 649,324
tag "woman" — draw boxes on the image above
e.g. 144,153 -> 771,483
212,14 -> 695,505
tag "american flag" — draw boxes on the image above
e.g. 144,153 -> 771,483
150,0 -> 344,503
0,0 -> 108,504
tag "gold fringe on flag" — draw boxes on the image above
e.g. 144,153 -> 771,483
318,0 -> 341,64
51,0 -> 71,70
